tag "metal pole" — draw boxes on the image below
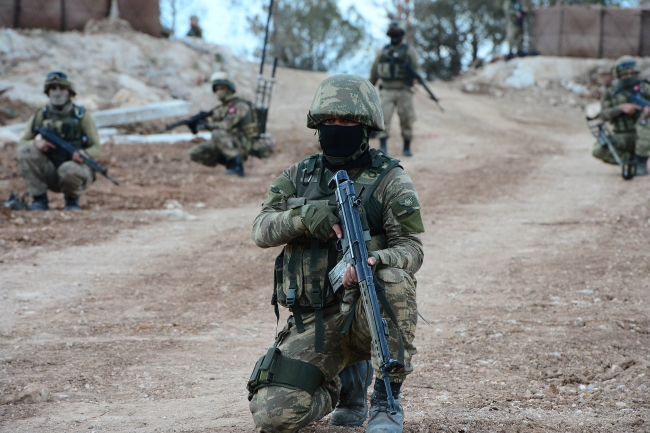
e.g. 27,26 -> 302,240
259,0 -> 275,76
61,0 -> 66,31
598,9 -> 605,59
13,0 -> 20,28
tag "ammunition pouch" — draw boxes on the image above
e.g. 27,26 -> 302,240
247,347 -> 325,401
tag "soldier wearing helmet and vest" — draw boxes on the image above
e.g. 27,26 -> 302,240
595,56 -> 650,175
188,71 -> 258,177
369,21 -> 420,157
16,71 -> 101,211
248,74 -> 424,433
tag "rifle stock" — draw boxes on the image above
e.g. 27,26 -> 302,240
35,127 -> 119,186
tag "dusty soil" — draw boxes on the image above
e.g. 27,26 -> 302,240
1,67 -> 649,432
0,97 -> 34,126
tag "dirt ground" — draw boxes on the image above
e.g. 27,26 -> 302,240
1,67 -> 649,433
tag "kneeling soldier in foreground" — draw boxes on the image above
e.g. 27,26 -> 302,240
247,74 -> 424,433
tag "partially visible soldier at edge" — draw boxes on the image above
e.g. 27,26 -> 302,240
369,21 -> 420,157
17,72 -> 101,211
595,56 -> 650,175
188,72 -> 258,177
503,0 -> 527,58
247,74 -> 423,433
186,15 -> 203,39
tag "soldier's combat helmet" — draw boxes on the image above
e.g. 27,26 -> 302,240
210,71 -> 236,93
387,21 -> 406,36
306,74 -> 385,131
43,71 -> 76,96
613,56 -> 639,78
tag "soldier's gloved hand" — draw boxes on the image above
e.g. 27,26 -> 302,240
300,204 -> 339,241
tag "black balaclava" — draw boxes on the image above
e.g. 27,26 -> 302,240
390,34 -> 404,46
619,75 -> 640,90
318,124 -> 372,171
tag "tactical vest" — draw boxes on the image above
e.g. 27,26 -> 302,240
607,80 -> 650,134
377,43 -> 410,83
32,104 -> 87,167
226,98 -> 259,140
273,150 -> 401,351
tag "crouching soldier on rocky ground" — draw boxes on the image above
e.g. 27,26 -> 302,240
247,74 -> 424,433
188,72 -> 258,177
594,56 -> 650,175
17,72 -> 101,211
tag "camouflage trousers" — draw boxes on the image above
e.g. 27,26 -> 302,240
506,22 -> 524,53
377,88 -> 416,142
249,267 -> 418,433
636,122 -> 650,158
188,130 -> 246,166
17,145 -> 94,198
592,132 -> 636,165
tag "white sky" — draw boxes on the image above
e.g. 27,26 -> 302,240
170,0 -> 391,74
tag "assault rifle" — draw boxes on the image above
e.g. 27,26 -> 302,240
328,170 -> 403,415
405,62 -> 444,112
585,117 -> 635,180
35,127 -> 120,186
160,110 -> 213,134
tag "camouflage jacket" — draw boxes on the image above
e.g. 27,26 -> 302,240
18,103 -> 101,160
599,80 -> 650,135
186,25 -> 203,38
251,150 -> 424,309
369,42 -> 419,90
207,94 -> 258,140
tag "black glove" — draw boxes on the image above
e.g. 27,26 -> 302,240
300,204 -> 339,241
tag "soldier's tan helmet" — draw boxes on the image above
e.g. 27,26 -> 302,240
613,56 -> 639,78
387,21 -> 406,36
43,71 -> 76,96
210,71 -> 236,93
306,74 -> 385,131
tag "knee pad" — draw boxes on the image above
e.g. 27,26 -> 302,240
247,347 -> 324,401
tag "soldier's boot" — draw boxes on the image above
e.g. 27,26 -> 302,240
366,379 -> 403,433
329,360 -> 373,426
379,138 -> 388,154
402,141 -> 412,157
635,155 -> 649,176
225,156 -> 245,177
28,193 -> 49,211
64,196 -> 81,211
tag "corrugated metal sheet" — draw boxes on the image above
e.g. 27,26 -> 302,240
0,0 -> 160,37
531,6 -> 648,59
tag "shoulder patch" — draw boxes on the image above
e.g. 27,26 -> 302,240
390,195 -> 424,233
74,105 -> 86,119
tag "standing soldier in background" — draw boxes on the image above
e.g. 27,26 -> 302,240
594,56 -> 650,175
188,72 -> 258,177
369,21 -> 420,157
503,0 -> 527,57
16,72 -> 101,211
186,15 -> 203,39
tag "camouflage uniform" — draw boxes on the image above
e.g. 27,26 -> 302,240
369,42 -> 418,143
17,73 -> 100,202
594,60 -> 650,165
188,95 -> 255,164
187,16 -> 203,38
504,0 -> 525,55
248,75 -> 424,433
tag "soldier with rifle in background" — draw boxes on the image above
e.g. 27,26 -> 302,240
15,72 -> 102,211
369,21 -> 421,157
187,72 -> 258,177
186,15 -> 203,39
593,56 -> 650,176
504,0 -> 528,57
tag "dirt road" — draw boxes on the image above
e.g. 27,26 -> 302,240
1,68 -> 649,432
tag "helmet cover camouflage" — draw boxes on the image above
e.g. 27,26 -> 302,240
43,71 -> 76,96
613,55 -> 639,78
387,21 -> 406,36
210,71 -> 236,93
306,74 -> 385,131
